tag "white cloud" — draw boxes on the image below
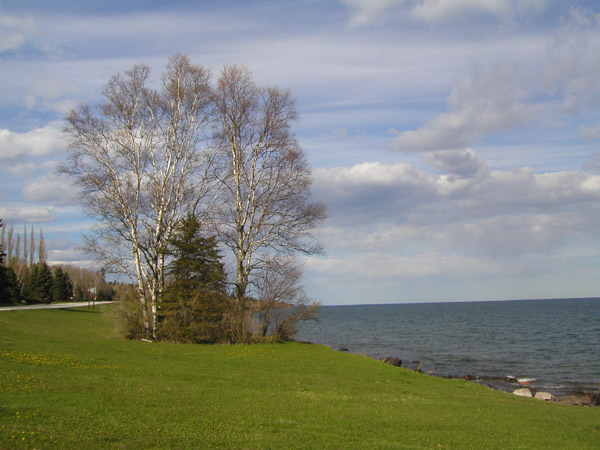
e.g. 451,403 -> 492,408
21,174 -> 75,206
0,11 -> 34,52
393,63 -> 541,152
391,8 -> 600,156
314,161 -> 600,243
411,0 -> 545,24
340,0 -> 545,26
307,158 -> 600,302
581,124 -> 600,139
0,125 -> 66,162
7,162 -> 36,177
0,206 -> 55,223
341,0 -> 405,27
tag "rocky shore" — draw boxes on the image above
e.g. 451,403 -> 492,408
374,355 -> 599,406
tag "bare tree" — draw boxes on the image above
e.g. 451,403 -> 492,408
61,54 -> 216,338
6,225 -> 14,266
213,66 -> 326,338
38,229 -> 47,264
29,225 -> 35,267
22,224 -> 28,269
255,256 -> 320,340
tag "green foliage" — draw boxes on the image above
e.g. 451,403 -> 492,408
0,307 -> 599,449
21,262 -> 53,304
0,266 -> 21,305
167,213 -> 227,293
158,213 -> 230,343
51,266 -> 73,302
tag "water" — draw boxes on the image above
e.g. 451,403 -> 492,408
296,298 -> 600,395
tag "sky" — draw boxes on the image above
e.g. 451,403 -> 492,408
2,0 -> 600,305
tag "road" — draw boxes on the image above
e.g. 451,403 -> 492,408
0,301 -> 115,311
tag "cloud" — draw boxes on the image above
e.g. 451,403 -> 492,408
423,148 -> 488,178
0,10 -> 34,52
411,0 -> 546,24
7,162 -> 37,177
0,125 -> 66,162
21,173 -> 75,206
307,159 -> 600,302
391,8 -> 600,156
340,0 -> 545,26
341,0 -> 405,27
581,124 -> 600,139
549,7 -> 600,114
314,161 -> 600,242
393,63 -> 540,152
0,206 -> 55,224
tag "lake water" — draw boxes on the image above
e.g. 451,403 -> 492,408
295,298 -> 600,395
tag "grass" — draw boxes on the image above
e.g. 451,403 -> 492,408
0,305 -> 598,449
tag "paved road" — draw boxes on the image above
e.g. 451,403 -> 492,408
0,301 -> 115,311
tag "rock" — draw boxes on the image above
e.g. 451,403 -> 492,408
534,392 -> 554,401
414,360 -> 424,373
513,388 -> 533,398
338,347 -> 349,352
378,357 -> 402,367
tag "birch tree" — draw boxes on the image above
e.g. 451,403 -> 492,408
61,54 -> 215,338
213,66 -> 326,339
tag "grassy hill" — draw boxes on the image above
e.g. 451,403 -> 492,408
0,305 -> 598,449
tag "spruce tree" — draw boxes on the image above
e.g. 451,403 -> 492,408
22,262 -> 54,303
159,213 -> 229,343
52,267 -> 74,302
0,266 -> 21,305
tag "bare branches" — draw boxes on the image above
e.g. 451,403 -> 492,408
60,55 -> 215,338
61,56 -> 326,341
213,65 -> 326,305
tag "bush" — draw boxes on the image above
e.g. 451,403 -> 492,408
115,290 -> 146,340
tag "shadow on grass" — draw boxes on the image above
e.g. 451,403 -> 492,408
59,308 -> 101,314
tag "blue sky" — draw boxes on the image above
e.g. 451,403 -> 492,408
2,0 -> 600,304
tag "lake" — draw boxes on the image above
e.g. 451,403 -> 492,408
296,298 -> 600,395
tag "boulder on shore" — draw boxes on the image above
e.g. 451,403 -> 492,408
534,392 -> 554,401
377,357 -> 402,367
513,388 -> 533,398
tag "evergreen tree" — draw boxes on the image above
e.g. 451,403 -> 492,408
22,262 -> 54,303
167,213 -> 227,294
159,213 -> 229,343
0,266 -> 21,305
52,267 -> 74,302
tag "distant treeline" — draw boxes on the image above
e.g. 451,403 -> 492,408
0,223 -> 128,305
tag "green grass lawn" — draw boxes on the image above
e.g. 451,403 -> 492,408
0,305 -> 598,449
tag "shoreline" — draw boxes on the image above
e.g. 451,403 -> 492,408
325,345 -> 599,406
373,354 -> 600,406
